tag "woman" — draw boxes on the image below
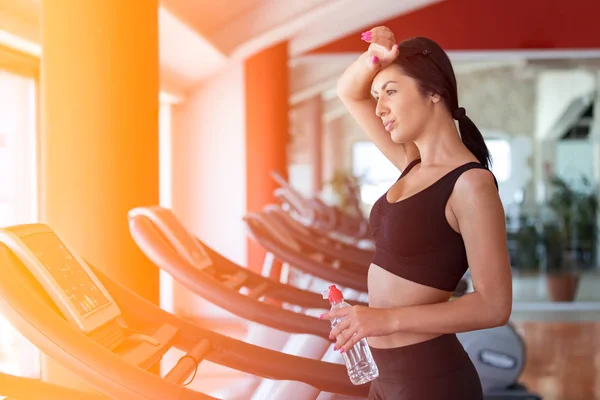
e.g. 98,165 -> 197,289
319,26 -> 513,399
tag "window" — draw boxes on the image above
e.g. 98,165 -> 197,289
485,138 -> 511,182
0,69 -> 39,379
351,141 -> 398,207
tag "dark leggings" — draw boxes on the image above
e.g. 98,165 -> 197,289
367,334 -> 483,400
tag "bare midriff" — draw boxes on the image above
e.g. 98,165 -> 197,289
367,263 -> 452,349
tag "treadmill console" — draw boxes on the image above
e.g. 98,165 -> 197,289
0,224 -> 121,333
128,206 -> 213,271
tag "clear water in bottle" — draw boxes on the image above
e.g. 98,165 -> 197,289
323,285 -> 379,385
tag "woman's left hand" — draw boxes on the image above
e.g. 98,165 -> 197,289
319,306 -> 396,352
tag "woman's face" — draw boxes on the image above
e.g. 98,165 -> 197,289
372,65 -> 434,143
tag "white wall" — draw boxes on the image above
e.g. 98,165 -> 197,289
535,70 -> 596,140
532,70 -> 596,203
171,63 -> 247,317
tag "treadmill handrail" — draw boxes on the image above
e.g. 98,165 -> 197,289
273,187 -> 316,224
268,204 -> 373,254
245,211 -> 302,252
0,372 -> 110,400
244,217 -> 369,292
196,236 -> 339,309
263,205 -> 373,268
90,262 -> 371,397
127,206 -> 346,310
246,212 -> 368,277
128,210 -> 333,338
270,171 -> 369,239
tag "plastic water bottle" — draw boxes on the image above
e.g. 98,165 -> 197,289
322,285 -> 379,385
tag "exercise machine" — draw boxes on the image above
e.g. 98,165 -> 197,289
263,204 -> 373,267
128,206 -> 370,398
127,205 -> 368,341
270,171 -> 374,249
243,210 -> 368,293
0,223 -> 371,399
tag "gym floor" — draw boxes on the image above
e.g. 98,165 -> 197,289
514,322 -> 600,400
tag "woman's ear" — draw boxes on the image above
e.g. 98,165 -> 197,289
430,92 -> 442,104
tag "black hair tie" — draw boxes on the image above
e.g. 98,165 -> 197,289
452,107 -> 466,120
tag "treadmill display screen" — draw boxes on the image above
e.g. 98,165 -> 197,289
23,232 -> 110,315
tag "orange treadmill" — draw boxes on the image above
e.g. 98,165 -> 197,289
0,223 -> 370,400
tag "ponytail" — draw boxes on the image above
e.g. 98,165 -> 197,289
452,107 -> 492,169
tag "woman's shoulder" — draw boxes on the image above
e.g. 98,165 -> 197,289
452,164 -> 499,201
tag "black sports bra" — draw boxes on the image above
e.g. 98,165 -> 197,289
368,158 -> 496,292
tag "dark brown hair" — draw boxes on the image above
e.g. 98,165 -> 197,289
393,36 -> 491,169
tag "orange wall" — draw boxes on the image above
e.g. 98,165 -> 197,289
245,41 -> 289,274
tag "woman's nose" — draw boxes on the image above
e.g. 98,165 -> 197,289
376,102 -> 388,118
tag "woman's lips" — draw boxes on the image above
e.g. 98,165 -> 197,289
385,120 -> 395,131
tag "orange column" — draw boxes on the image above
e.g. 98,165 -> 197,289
245,42 -> 289,274
41,0 -> 159,302
40,0 -> 160,388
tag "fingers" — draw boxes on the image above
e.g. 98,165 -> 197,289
329,318 -> 351,339
338,329 -> 364,353
362,26 -> 396,49
335,326 -> 362,353
366,26 -> 395,40
319,306 -> 350,320
365,53 -> 381,71
363,35 -> 396,50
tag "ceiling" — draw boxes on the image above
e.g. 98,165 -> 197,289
0,0 -> 440,96
0,0 -> 39,42
158,0 -> 443,97
313,0 -> 600,53
160,0 -> 441,58
1,0 -> 599,113
161,0 -> 265,37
